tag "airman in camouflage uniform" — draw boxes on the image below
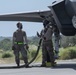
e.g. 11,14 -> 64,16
12,22 -> 29,67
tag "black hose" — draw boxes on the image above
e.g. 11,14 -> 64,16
28,38 -> 42,65
0,39 -> 42,68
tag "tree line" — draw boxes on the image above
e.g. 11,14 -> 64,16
0,35 -> 76,51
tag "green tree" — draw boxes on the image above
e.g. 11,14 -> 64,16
0,38 -> 12,51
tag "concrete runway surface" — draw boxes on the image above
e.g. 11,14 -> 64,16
0,60 -> 76,75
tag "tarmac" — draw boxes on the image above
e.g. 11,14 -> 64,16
0,60 -> 76,75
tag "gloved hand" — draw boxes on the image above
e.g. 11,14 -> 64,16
37,32 -> 40,37
26,45 -> 29,50
12,45 -> 15,50
24,44 -> 29,50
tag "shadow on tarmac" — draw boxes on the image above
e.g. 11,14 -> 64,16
31,63 -> 76,71
50,63 -> 76,70
0,64 -> 33,69
0,63 -> 76,70
0,65 -> 25,69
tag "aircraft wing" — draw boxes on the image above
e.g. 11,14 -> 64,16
0,10 -> 51,22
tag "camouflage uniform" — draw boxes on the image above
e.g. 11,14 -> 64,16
13,29 -> 28,67
54,26 -> 60,59
40,29 -> 47,66
54,33 -> 60,58
43,26 -> 55,65
39,25 -> 55,66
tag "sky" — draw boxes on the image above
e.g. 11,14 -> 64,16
0,0 -> 55,37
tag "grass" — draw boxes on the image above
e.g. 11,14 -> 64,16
1,46 -> 76,64
0,48 -> 42,64
59,46 -> 76,60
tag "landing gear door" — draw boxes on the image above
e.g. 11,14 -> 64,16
49,0 -> 76,36
65,0 -> 76,18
